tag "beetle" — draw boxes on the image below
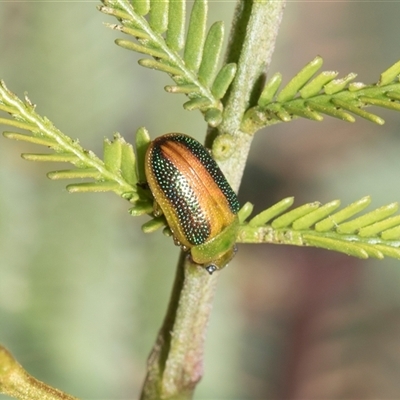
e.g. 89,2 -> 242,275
145,133 -> 240,274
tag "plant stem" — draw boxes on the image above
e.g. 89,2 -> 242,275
0,346 -> 79,400
218,0 -> 286,191
140,253 -> 219,400
140,1 -> 286,399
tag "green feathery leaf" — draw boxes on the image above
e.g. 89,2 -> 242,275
0,82 -> 168,232
238,196 -> 400,261
242,57 -> 400,134
0,80 -> 142,201
99,0 -> 237,125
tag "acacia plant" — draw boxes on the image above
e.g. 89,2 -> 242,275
1,1 -> 400,399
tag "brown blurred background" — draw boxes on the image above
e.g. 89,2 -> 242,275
1,2 -> 400,399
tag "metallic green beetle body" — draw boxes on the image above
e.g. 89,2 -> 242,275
145,133 -> 240,274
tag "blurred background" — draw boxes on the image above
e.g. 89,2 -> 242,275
1,1 -> 400,399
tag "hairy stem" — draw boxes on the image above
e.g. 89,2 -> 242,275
217,0 -> 286,190
140,253 -> 219,400
140,1 -> 286,399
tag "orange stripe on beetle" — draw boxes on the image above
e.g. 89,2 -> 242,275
145,133 -> 240,274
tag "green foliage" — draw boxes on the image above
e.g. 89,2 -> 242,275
1,1 -> 400,267
99,0 -> 237,127
0,80 -> 139,199
2,2 -> 400,399
238,197 -> 400,260
3,73 -> 400,261
241,56 -> 400,134
0,81 -> 167,232
97,0 -> 400,135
